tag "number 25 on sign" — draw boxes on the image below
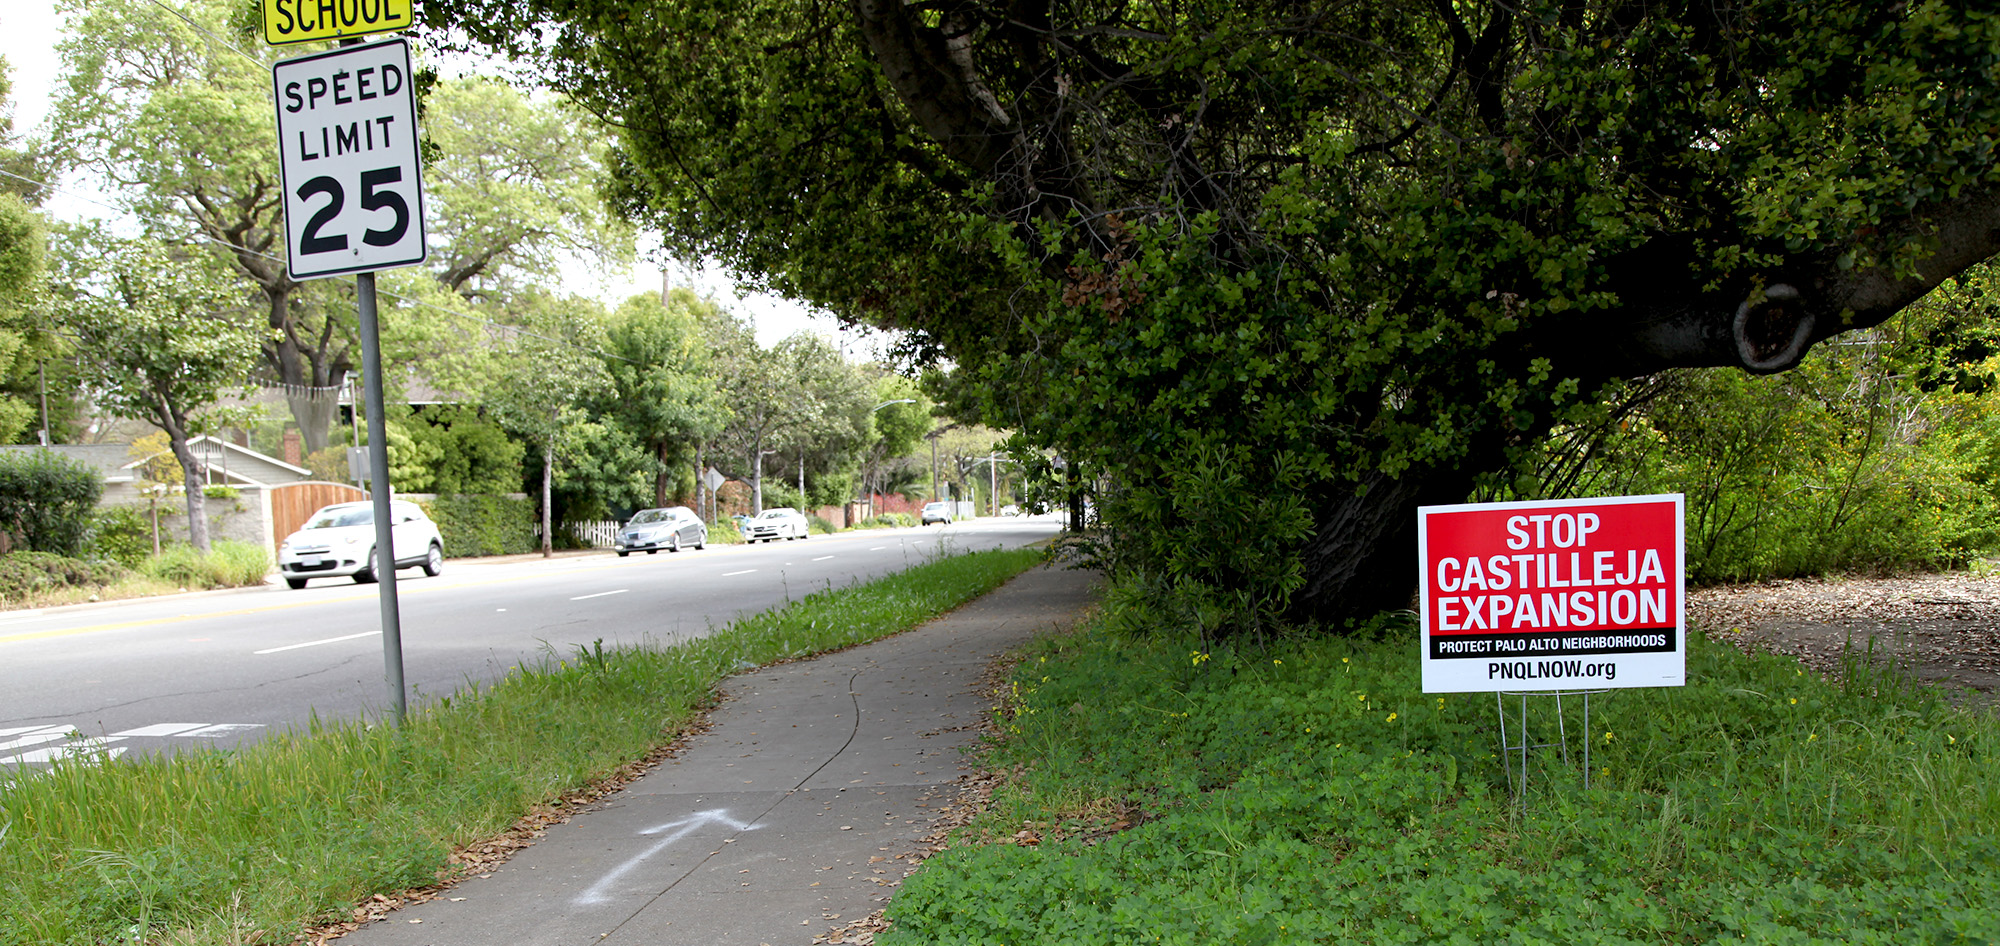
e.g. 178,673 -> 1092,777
272,38 -> 427,281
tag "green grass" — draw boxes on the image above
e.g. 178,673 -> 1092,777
883,611 -> 2000,945
137,541 -> 271,589
0,546 -> 1046,946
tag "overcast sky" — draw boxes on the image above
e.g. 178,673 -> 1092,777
0,7 -> 890,358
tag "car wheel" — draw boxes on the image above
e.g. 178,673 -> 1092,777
695,530 -> 707,550
669,533 -> 681,553
353,548 -> 378,584
420,543 -> 443,577
285,577 -> 308,590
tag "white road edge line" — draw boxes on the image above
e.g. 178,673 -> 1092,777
721,569 -> 757,577
812,556 -> 835,561
570,589 -> 630,601
869,546 -> 886,551
255,631 -> 380,655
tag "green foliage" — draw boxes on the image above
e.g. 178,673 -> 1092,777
0,547 -> 1042,944
0,550 -> 125,601
806,514 -> 836,534
1514,296 -> 2000,583
0,448 -> 103,556
423,494 -> 535,557
0,191 -> 54,444
86,505 -> 151,568
429,0 -> 2000,623
1092,444 -> 1317,641
580,289 -> 728,506
706,519 -> 744,544
403,406 -> 526,496
137,540 -> 270,589
884,595 -> 2000,945
860,512 -> 917,529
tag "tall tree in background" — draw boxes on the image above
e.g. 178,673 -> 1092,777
427,1 -> 2000,627
424,76 -> 632,299
862,375 -> 930,504
46,1 -> 632,453
464,294 -> 609,557
46,0 -> 349,451
49,233 -> 258,552
587,288 -> 727,507
0,55 -> 67,445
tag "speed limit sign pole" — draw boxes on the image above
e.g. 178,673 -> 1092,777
273,37 -> 427,726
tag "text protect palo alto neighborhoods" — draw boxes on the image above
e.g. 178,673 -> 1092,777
1418,495 -> 1686,693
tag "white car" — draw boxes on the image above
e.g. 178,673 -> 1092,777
616,506 -> 707,556
742,507 -> 809,542
921,501 -> 954,525
277,500 -> 444,589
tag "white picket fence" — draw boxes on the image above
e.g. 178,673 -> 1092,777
532,520 -> 622,549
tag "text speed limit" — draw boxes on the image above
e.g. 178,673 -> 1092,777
273,38 -> 427,280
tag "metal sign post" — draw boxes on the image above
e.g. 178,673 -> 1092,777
273,36 -> 426,725
356,272 -> 407,724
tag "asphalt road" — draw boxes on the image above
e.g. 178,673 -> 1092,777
0,516 -> 1061,772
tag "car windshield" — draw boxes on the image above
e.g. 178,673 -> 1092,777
307,507 -> 371,529
758,510 -> 790,519
629,509 -> 671,525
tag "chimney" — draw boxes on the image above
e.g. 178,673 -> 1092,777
283,428 -> 302,467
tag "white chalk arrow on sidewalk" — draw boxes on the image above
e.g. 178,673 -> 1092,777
575,808 -> 757,905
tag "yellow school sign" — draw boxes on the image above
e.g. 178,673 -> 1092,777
262,0 -> 414,46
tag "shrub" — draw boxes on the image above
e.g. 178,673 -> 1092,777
0,551 -> 125,601
0,450 -> 104,556
138,540 -> 270,589
87,506 -> 153,569
862,513 -> 917,529
708,520 -> 744,544
422,494 -> 534,557
807,514 -> 837,534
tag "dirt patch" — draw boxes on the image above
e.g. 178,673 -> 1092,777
1689,572 -> 2000,709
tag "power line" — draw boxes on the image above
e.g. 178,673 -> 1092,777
141,0 -> 266,67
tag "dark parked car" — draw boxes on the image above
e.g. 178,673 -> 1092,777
616,506 -> 708,556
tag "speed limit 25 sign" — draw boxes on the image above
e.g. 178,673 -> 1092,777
273,38 -> 427,281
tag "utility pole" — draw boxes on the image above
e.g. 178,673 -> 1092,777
37,362 -> 49,446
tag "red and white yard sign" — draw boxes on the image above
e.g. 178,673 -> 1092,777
1418,494 -> 1685,693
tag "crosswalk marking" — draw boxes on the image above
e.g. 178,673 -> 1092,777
2,721 -> 265,768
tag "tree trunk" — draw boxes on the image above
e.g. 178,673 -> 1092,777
169,434 -> 211,554
751,446 -> 765,514
668,442 -> 684,508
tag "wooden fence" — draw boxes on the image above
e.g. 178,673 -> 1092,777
270,481 -> 368,543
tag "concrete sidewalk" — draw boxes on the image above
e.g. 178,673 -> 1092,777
337,564 -> 1097,946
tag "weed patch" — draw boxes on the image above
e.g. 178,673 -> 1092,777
885,615 -> 2000,944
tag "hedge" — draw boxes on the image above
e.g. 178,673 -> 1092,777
0,450 -> 103,557
420,494 -> 534,557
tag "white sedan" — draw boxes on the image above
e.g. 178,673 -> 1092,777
742,507 -> 810,542
276,500 -> 444,589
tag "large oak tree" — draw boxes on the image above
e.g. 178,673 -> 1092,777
426,1 -> 2000,625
